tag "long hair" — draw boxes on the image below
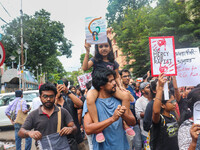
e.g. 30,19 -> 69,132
179,87 -> 200,125
94,37 -> 114,63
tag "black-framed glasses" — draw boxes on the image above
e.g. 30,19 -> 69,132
167,99 -> 177,104
42,95 -> 55,99
122,75 -> 131,78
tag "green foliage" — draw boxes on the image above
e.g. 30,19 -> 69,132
66,70 -> 83,86
1,9 -> 72,80
80,53 -> 93,73
106,0 -> 150,26
107,0 -> 200,77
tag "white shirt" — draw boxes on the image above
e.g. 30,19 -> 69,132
135,95 -> 149,137
32,97 -> 42,110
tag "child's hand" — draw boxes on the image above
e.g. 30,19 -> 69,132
85,40 -> 91,53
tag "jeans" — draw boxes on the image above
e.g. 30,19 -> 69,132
14,123 -> 32,150
132,124 -> 142,150
196,134 -> 200,150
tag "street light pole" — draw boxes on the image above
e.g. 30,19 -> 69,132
36,66 -> 38,82
10,56 -> 16,68
20,0 -> 24,90
17,49 -> 21,89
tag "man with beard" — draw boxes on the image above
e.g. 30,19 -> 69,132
18,83 -> 77,149
83,68 -> 136,150
120,69 -> 142,150
135,82 -> 151,145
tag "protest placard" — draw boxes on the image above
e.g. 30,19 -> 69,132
176,47 -> 200,87
85,17 -> 107,44
149,36 -> 177,77
77,72 -> 92,90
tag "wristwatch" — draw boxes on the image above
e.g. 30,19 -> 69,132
66,90 -> 72,96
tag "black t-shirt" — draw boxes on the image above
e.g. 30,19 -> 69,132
59,95 -> 83,144
90,58 -> 119,75
150,114 -> 179,150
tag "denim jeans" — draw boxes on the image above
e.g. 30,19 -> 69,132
132,124 -> 142,150
14,123 -> 32,150
196,134 -> 200,150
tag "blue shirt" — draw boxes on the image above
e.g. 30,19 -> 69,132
82,97 -> 129,150
5,97 -> 28,118
126,85 -> 137,103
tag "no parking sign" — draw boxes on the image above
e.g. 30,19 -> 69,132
0,42 -> 5,66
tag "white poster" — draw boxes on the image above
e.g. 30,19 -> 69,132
149,36 -> 177,77
85,17 -> 107,44
77,72 -> 92,90
176,47 -> 200,87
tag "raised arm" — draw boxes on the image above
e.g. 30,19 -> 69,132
82,41 -> 93,71
172,76 -> 181,102
152,73 -> 167,124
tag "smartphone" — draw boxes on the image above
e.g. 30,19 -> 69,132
57,80 -> 63,84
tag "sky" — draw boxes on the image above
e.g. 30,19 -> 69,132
0,0 -> 108,72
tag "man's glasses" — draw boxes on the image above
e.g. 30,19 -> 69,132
122,75 -> 131,78
42,95 -> 55,99
167,99 -> 177,104
98,44 -> 109,48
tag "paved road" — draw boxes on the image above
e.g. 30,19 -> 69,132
0,126 -> 37,150
0,126 -> 89,150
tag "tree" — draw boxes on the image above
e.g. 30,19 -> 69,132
1,9 -> 72,78
66,70 -> 83,86
106,0 -> 150,26
107,0 -> 200,77
80,53 -> 93,73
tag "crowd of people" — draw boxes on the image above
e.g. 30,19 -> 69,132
4,37 -> 200,150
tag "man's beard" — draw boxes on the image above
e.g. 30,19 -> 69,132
109,86 -> 116,94
42,102 -> 54,109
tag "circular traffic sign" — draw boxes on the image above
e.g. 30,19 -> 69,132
0,42 -> 6,66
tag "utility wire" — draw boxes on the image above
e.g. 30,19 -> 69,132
0,16 -> 8,24
0,2 -> 11,17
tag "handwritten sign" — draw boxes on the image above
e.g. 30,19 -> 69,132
176,47 -> 200,87
85,17 -> 107,44
77,72 -> 92,90
149,36 -> 177,77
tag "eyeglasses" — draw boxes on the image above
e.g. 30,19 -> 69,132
98,44 -> 109,48
122,75 -> 131,78
42,95 -> 55,99
167,99 -> 177,104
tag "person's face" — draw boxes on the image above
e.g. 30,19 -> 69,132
121,72 -> 130,86
104,74 -> 117,94
71,87 -> 76,94
142,84 -> 150,95
40,90 -> 55,109
185,86 -> 194,97
76,89 -> 81,95
135,82 -> 140,92
129,79 -> 134,85
162,96 -> 177,112
98,42 -> 111,57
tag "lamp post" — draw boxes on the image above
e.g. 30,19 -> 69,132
36,66 -> 38,82
9,56 -> 16,68
16,49 -> 21,89
38,63 -> 42,75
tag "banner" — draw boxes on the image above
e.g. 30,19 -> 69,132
77,72 -> 92,90
149,36 -> 177,77
176,47 -> 200,87
85,17 -> 107,44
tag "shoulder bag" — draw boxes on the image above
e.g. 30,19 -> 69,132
15,100 -> 28,125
